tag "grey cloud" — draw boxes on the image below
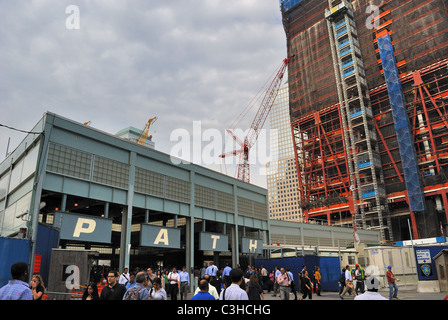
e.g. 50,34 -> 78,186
0,0 -> 286,187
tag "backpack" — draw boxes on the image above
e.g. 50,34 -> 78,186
247,282 -> 262,300
124,286 -> 143,300
338,273 -> 345,284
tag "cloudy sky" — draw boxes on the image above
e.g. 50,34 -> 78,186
0,0 -> 287,188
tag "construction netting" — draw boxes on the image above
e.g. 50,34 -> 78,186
282,0 -> 448,122
377,33 -> 426,212
279,0 -> 303,13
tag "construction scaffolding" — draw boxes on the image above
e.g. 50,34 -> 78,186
325,0 -> 392,241
281,0 -> 448,241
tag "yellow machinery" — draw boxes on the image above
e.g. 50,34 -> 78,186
136,117 -> 157,145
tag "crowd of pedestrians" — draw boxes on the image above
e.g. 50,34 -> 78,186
0,261 -> 416,301
268,265 -> 321,300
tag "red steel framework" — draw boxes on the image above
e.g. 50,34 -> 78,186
291,104 -> 355,226
371,60 -> 448,239
292,59 -> 448,235
289,0 -> 448,238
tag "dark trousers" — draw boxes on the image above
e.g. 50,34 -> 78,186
180,282 -> 188,300
290,281 -> 297,300
339,282 -> 345,295
169,284 -> 179,300
301,288 -> 312,300
261,276 -> 268,290
355,280 -> 365,294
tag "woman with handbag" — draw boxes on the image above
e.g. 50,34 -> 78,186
299,270 -> 312,300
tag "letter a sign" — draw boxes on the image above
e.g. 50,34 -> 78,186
140,224 -> 181,249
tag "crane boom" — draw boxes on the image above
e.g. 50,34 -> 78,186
246,55 -> 293,150
219,55 -> 294,183
136,117 -> 157,146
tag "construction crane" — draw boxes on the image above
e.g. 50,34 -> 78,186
218,55 -> 294,183
136,117 -> 157,146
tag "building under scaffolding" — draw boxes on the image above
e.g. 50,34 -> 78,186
280,0 -> 448,241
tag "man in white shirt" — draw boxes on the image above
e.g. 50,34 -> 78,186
355,276 -> 387,300
219,269 -> 248,300
340,265 -> 357,299
118,268 -> 130,286
168,267 -> 180,300
194,274 -> 219,299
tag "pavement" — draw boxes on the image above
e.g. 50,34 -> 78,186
260,289 -> 447,300
183,288 -> 447,301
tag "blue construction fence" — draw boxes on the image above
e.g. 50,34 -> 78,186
0,224 -> 59,288
256,256 -> 341,291
0,237 -> 31,288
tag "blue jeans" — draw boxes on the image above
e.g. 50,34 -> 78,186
388,282 -> 398,299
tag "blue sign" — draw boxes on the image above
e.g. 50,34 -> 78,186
414,245 -> 448,281
199,232 -> 228,252
54,212 -> 112,244
140,224 -> 181,249
241,238 -> 263,254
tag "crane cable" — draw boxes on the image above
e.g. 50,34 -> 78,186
229,59 -> 286,131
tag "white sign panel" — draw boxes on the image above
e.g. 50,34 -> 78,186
416,249 -> 431,264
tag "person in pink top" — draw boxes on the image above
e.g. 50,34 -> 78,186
276,268 -> 291,300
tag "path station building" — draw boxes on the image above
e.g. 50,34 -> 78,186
1,112 -> 272,272
0,112 -> 380,278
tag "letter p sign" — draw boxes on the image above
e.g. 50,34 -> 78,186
55,212 -> 112,243
73,218 -> 96,237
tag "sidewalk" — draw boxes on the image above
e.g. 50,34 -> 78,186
263,288 -> 448,300
184,289 -> 447,301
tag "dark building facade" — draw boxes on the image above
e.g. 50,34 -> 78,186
281,0 -> 448,241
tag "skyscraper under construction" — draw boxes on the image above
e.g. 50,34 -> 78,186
280,0 -> 448,241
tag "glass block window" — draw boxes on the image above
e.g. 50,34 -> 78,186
166,176 -> 190,204
93,156 -> 129,189
237,197 -> 253,217
135,168 -> 164,197
216,191 -> 234,213
237,197 -> 267,219
135,168 -> 190,203
195,185 -> 234,213
46,143 -> 92,180
253,201 -> 268,220
195,185 -> 215,209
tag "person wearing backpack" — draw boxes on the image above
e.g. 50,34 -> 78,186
338,268 -> 346,295
123,272 -> 149,300
246,274 -> 264,300
355,264 -> 365,294
118,268 -> 130,286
